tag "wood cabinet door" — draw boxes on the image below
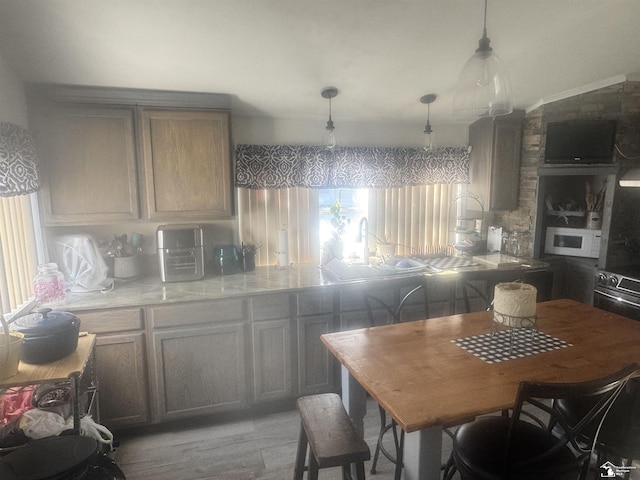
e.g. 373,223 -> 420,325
563,262 -> 596,305
489,121 -> 522,211
468,111 -> 523,212
297,314 -> 335,396
35,105 -> 139,224
139,109 -> 232,220
151,323 -> 247,421
94,332 -> 149,428
252,319 -> 292,403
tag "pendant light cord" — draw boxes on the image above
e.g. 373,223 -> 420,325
482,0 -> 488,37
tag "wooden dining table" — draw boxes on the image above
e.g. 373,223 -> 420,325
320,299 -> 640,480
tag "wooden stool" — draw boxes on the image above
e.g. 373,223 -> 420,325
293,393 -> 371,480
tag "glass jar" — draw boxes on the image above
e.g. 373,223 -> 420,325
506,231 -> 532,257
33,263 -> 66,304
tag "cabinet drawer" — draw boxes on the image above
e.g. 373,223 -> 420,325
339,287 -> 395,312
76,307 -> 143,334
251,293 -> 291,320
296,290 -> 334,316
148,299 -> 246,328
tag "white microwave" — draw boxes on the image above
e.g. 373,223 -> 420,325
544,227 -> 601,258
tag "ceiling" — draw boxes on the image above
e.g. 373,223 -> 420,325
0,0 -> 639,129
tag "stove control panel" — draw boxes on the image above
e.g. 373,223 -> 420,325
596,272 -> 608,286
596,270 -> 640,295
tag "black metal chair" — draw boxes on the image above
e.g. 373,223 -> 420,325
552,376 -> 640,479
444,363 -> 640,480
460,280 -> 490,314
363,283 -> 428,480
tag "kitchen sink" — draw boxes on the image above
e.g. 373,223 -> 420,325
323,257 -> 437,281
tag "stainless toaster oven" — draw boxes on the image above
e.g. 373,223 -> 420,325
157,224 -> 204,282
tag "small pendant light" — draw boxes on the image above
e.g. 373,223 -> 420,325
321,87 -> 338,149
453,0 -> 512,117
420,94 -> 437,151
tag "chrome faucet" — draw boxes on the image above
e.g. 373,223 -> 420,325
356,216 -> 369,265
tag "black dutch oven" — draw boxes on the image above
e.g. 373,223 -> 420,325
10,308 -> 80,364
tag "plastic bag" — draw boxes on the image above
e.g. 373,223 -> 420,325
80,415 -> 114,448
51,234 -> 113,292
19,410 -> 114,449
19,408 -> 67,439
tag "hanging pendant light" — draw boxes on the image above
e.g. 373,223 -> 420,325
321,87 -> 338,149
452,0 -> 512,117
420,94 -> 437,151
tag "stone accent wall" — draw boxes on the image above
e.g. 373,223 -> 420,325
493,81 -> 640,265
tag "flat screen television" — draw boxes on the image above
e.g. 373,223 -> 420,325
544,120 -> 616,164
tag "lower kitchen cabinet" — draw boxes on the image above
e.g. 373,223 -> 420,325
297,315 -> 335,395
76,308 -> 149,429
559,259 -> 597,305
147,299 -> 249,422
296,291 -> 336,396
250,293 -> 292,403
251,319 -> 292,403
151,323 -> 247,421
94,332 -> 149,428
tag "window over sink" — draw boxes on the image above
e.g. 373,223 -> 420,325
237,184 -> 458,267
319,188 -> 369,263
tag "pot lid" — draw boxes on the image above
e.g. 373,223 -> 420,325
11,308 -> 79,335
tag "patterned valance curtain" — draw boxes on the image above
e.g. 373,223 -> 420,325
0,123 -> 40,197
235,144 -> 470,189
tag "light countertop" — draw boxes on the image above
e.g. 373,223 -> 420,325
54,256 -> 550,313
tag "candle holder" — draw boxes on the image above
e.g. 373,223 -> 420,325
493,311 -> 538,355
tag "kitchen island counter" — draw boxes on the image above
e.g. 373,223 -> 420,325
59,256 -> 550,312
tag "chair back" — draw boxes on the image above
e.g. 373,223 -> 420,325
598,376 -> 640,459
364,284 -> 428,327
508,363 -> 640,468
559,375 -> 640,461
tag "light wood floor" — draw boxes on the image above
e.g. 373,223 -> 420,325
113,397 -> 455,480
112,398 -> 634,480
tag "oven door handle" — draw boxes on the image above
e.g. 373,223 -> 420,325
594,289 -> 640,309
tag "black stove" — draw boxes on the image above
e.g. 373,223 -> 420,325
594,266 -> 640,320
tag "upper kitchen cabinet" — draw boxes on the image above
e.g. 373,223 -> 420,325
27,84 -> 233,225
138,109 -> 233,220
468,110 -> 525,211
30,103 -> 140,225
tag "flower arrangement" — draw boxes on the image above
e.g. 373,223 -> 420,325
330,200 -> 348,239
321,200 -> 349,265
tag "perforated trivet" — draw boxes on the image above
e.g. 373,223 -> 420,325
452,329 -> 572,364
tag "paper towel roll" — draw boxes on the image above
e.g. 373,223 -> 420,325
277,229 -> 289,268
493,283 -> 537,325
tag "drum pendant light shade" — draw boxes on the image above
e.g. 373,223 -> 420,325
0,123 -> 40,197
453,0 -> 512,117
